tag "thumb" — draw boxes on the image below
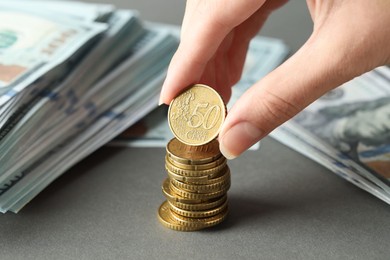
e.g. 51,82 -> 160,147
218,28 -> 383,159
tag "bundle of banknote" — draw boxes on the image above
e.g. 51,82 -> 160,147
0,0 -> 179,213
270,66 -> 390,204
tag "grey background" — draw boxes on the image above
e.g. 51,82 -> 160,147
1,1 -> 389,259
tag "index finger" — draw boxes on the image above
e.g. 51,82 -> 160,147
159,0 -> 266,105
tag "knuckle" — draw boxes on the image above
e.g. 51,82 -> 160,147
257,90 -> 301,128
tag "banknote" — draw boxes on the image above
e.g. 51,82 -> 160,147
0,10 -> 143,165
0,5 -> 107,105
0,71 -> 166,213
0,0 -> 114,22
0,1 -> 183,213
0,22 -> 178,212
270,66 -> 390,204
273,121 -> 390,203
0,27 -> 176,179
1,10 -> 144,141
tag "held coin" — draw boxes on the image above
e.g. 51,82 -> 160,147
168,84 -> 226,146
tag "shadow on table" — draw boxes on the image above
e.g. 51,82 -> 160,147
200,180 -> 368,233
200,195 -> 285,232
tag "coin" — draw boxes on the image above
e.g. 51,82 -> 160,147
169,180 -> 230,200
170,178 -> 230,194
170,206 -> 228,229
166,165 -> 229,184
157,201 -> 202,231
170,169 -> 230,193
169,195 -> 227,211
166,138 -> 221,165
162,178 -> 203,204
166,155 -> 226,171
166,168 -> 217,183
165,159 -> 227,178
168,199 -> 228,218
168,84 -> 226,146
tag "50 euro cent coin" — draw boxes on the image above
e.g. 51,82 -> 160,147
168,84 -> 226,146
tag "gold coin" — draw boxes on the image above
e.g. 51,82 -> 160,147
170,169 -> 230,193
166,165 -> 229,184
165,159 -> 227,178
168,199 -> 228,218
170,178 -> 230,194
169,195 -> 227,211
166,138 -> 221,165
157,201 -> 203,231
171,165 -> 230,185
169,180 -> 230,200
162,178 -> 203,204
170,206 -> 228,229
168,84 -> 226,146
166,168 -> 217,183
166,155 -> 226,171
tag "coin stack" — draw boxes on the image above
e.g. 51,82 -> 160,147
158,84 -> 229,231
158,138 -> 230,231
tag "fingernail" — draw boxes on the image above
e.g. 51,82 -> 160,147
219,142 -> 237,160
158,95 -> 164,106
219,122 -> 263,160
159,80 -> 167,106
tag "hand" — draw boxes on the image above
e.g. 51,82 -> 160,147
159,0 -> 390,159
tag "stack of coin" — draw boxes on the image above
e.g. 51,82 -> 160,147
158,138 -> 230,231
158,84 -> 229,231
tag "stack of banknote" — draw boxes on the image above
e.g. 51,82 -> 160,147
0,0 -> 179,213
270,66 -> 390,204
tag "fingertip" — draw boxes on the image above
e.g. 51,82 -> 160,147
219,140 -> 238,160
158,84 -> 168,105
160,72 -> 178,105
158,97 -> 164,106
219,121 -> 263,160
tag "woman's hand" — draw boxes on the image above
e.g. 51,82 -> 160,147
159,0 -> 390,159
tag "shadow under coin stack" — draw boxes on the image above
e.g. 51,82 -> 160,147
158,138 -> 230,231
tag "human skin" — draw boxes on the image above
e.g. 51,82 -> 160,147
159,0 -> 390,159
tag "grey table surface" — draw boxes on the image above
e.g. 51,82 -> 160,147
1,1 -> 389,259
